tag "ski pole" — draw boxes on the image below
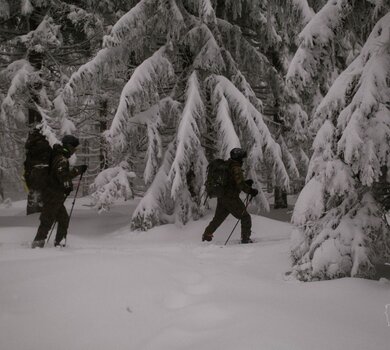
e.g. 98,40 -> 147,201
68,172 -> 83,222
224,194 -> 252,246
46,221 -> 57,245
64,172 -> 84,245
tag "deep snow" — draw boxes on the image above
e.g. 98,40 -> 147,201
0,197 -> 389,350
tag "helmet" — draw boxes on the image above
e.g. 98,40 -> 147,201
230,148 -> 247,161
62,135 -> 79,148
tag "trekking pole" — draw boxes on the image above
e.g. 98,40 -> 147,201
224,194 -> 252,246
69,172 -> 83,221
46,221 -> 57,245
65,172 -> 84,245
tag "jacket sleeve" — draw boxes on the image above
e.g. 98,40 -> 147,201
231,163 -> 252,194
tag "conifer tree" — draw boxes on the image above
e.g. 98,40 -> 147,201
291,12 -> 390,280
287,0 -> 388,116
64,0 -> 292,230
0,0 -> 107,195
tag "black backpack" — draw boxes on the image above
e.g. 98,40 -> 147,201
24,128 -> 53,192
205,159 -> 231,198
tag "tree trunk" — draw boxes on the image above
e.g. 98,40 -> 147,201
274,186 -> 287,209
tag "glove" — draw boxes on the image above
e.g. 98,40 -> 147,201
245,179 -> 254,186
76,165 -> 88,174
250,188 -> 259,197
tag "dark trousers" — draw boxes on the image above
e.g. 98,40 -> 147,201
33,191 -> 69,243
204,195 -> 251,239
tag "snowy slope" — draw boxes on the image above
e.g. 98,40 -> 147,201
0,198 -> 389,350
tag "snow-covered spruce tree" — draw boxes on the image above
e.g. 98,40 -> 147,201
0,0 -> 110,195
287,0 -> 388,117
284,0 -> 390,198
214,0 -> 314,199
63,0 -> 290,230
290,12 -> 390,281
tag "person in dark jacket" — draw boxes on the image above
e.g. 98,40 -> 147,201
202,148 -> 258,244
31,135 -> 87,248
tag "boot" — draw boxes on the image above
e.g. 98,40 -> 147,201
241,233 -> 253,244
31,240 -> 45,248
202,232 -> 213,242
54,241 -> 66,248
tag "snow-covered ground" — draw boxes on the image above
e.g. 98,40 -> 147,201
1,197 -> 389,350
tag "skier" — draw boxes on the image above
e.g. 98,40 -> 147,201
31,135 -> 87,248
202,148 -> 258,243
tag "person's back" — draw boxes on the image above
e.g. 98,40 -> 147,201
24,127 -> 53,214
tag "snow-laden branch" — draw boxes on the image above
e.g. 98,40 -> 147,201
221,48 -> 264,112
311,56 -> 363,133
278,135 -> 300,180
62,47 -> 118,97
291,0 -> 315,24
287,0 -> 352,94
155,0 -> 186,39
131,143 -> 176,231
337,55 -> 390,185
211,83 -> 240,159
107,45 -> 175,148
169,71 -> 205,200
63,0 -> 159,98
33,105 -> 61,147
211,75 -> 290,189
91,161 -> 136,212
198,0 -> 216,24
299,0 -> 351,48
130,102 -> 165,185
103,0 -> 157,47
53,95 -> 76,136
285,103 -> 309,142
185,24 -> 225,73
20,16 -> 62,51
0,60 -> 33,122
231,69 -> 263,112
217,18 -> 270,79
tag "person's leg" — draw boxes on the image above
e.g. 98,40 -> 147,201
224,196 -> 252,243
202,198 -> 229,241
32,194 -> 61,246
54,204 -> 69,245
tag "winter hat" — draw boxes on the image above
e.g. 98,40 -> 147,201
62,135 -> 79,148
230,148 -> 247,161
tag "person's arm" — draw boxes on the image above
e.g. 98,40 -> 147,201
53,156 -> 80,184
231,163 -> 253,194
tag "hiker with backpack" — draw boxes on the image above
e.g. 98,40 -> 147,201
31,135 -> 87,248
24,126 -> 54,214
202,148 -> 259,244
